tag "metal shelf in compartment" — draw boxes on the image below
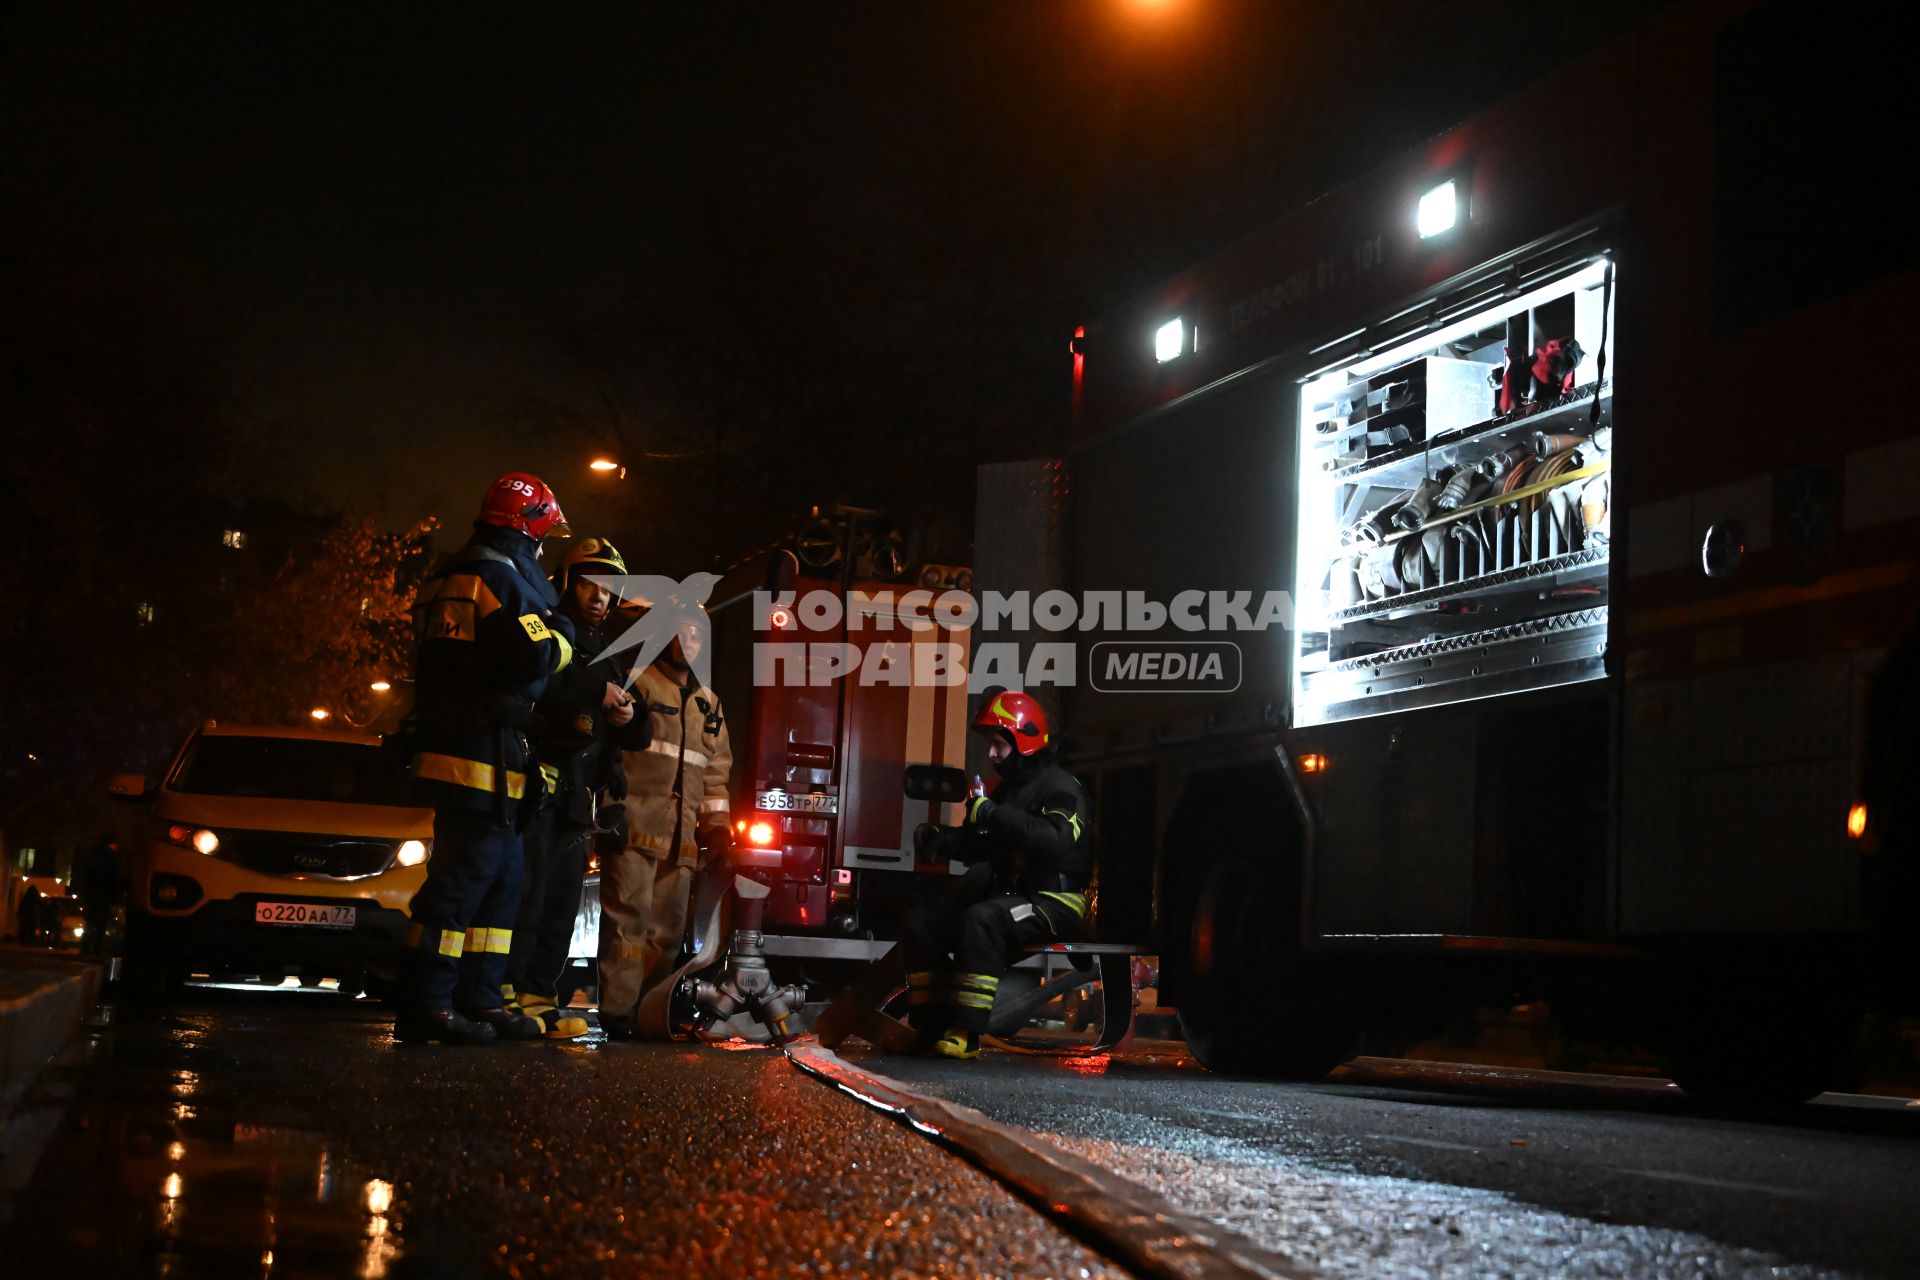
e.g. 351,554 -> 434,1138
1324,382 -> 1612,490
1306,606 -> 1611,722
1332,546 -> 1608,624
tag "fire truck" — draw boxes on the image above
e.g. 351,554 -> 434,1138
614,507 -> 993,1033
992,0 -> 1919,1102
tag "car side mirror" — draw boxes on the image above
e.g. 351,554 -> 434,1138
107,773 -> 151,800
903,765 -> 969,803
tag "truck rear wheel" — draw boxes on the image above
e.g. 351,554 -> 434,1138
1172,847 -> 1357,1079
1651,966 -> 1863,1107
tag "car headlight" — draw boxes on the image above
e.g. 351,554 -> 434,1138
395,839 -> 428,867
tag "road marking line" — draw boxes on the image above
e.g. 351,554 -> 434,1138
786,1043 -> 1320,1280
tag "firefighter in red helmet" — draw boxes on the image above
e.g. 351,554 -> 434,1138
898,690 -> 1094,1060
396,472 -> 577,1045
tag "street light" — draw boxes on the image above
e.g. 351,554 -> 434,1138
370,680 -> 392,693
310,707 -> 331,722
589,457 -> 627,479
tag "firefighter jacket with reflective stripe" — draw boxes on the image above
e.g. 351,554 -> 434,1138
532,606 -> 652,828
926,750 -> 1093,908
409,526 -> 576,815
618,660 -> 732,868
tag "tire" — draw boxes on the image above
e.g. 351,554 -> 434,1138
1172,845 -> 1358,1079
1652,969 -> 1863,1107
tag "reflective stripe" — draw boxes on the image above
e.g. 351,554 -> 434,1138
414,752 -> 527,799
552,630 -> 573,673
539,764 -> 560,790
958,973 -> 999,990
628,830 -> 674,855
1009,903 -> 1036,922
1044,809 -> 1085,841
433,573 -> 503,617
464,926 -> 513,955
955,992 -> 994,1009
644,739 -> 709,768
1038,891 -> 1089,918
699,796 -> 730,815
410,919 -> 473,958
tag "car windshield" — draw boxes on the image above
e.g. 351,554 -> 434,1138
170,737 -> 412,805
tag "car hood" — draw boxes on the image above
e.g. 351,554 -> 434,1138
152,792 -> 433,840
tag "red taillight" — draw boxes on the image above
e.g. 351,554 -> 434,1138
769,607 -> 793,630
747,820 -> 777,847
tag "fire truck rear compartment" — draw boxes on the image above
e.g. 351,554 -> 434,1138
1294,256 -> 1615,728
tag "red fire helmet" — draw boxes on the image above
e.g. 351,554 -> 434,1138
476,472 -> 570,541
972,690 -> 1050,756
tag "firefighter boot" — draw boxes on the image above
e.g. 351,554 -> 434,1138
931,1028 -> 982,1061
394,1007 -> 499,1046
904,970 -> 947,1053
515,992 -> 591,1040
462,1005 -> 545,1041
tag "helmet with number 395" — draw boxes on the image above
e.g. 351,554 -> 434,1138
476,472 -> 570,541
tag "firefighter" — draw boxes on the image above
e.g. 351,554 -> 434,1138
900,691 -> 1093,1060
504,537 -> 650,1038
396,472 -> 577,1046
598,601 -> 733,1040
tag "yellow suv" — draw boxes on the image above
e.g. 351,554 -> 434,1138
113,722 -> 432,994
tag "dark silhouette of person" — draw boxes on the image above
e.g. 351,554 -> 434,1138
80,834 -> 121,955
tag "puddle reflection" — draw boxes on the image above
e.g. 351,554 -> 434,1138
119,1123 -> 404,1275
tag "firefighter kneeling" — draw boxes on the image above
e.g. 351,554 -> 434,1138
899,692 -> 1092,1060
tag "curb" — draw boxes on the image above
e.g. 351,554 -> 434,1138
0,951 -> 102,1114
786,1042 -> 1318,1280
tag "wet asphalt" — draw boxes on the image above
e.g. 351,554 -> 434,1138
853,1040 -> 1920,1279
1,990 -> 1126,1280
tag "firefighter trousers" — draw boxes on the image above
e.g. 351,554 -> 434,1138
898,867 -> 1085,1035
506,805 -> 591,1001
402,807 -> 524,1013
597,846 -> 694,1025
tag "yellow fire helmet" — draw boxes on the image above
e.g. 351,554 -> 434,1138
554,537 -> 627,592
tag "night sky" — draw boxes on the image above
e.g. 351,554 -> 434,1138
3,1 -> 1671,557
